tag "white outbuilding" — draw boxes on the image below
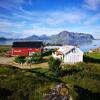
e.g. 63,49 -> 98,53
52,45 -> 83,64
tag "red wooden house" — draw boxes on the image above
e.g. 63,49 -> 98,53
8,41 -> 44,56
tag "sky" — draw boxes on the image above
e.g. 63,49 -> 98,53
0,0 -> 100,39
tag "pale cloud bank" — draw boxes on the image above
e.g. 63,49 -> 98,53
84,0 -> 100,10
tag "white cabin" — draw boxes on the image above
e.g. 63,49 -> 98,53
52,45 -> 83,64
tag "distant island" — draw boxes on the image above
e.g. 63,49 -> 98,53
0,30 -> 94,45
24,30 -> 94,45
0,37 -> 13,41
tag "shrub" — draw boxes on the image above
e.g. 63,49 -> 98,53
30,53 -> 43,64
14,56 -> 26,64
31,57 -> 43,64
32,52 -> 42,57
48,57 -> 61,77
42,50 -> 52,56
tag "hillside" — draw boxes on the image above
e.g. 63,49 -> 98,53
25,30 -> 94,45
0,53 -> 100,100
49,31 -> 94,45
0,37 -> 7,41
0,30 -> 94,45
25,34 -> 49,40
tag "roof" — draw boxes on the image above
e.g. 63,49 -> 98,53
57,45 -> 83,55
12,41 -> 43,48
57,45 -> 74,53
44,46 -> 62,50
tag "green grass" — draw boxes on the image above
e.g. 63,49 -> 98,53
61,62 -> 100,100
0,62 -> 100,100
0,53 -> 100,100
85,53 -> 100,59
0,64 -> 61,100
84,53 -> 100,63
0,45 -> 11,56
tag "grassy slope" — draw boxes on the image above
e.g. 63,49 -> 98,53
0,65 -> 59,100
84,53 -> 100,64
62,62 -> 100,99
0,53 -> 100,100
85,53 -> 100,59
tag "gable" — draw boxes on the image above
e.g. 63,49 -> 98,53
65,48 -> 83,55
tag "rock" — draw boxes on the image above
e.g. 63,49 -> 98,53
44,83 -> 72,100
89,47 -> 100,53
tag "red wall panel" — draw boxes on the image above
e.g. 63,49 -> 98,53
12,48 -> 42,56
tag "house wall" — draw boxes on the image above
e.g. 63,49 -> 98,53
12,48 -> 42,56
64,49 -> 83,64
52,47 -> 83,64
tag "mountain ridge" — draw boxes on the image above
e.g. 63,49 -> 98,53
0,30 -> 94,45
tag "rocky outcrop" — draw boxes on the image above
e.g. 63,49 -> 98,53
89,47 -> 100,53
49,31 -> 94,45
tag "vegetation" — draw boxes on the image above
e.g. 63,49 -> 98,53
61,62 -> 100,100
0,61 -> 100,100
31,53 -> 43,64
84,53 -> 100,63
0,46 -> 100,100
45,43 -> 62,46
14,56 -> 26,64
0,45 -> 11,56
48,57 -> 61,77
42,50 -> 52,56
32,52 -> 42,57
14,53 -> 44,64
84,53 -> 100,59
0,64 -> 60,100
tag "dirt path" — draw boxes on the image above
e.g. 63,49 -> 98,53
0,57 -> 14,64
0,57 -> 48,69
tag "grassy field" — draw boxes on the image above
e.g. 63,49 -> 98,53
0,61 -> 100,100
62,62 -> 100,97
0,45 -> 11,56
0,65 -> 60,100
84,53 -> 100,64
0,46 -> 100,100
85,53 -> 100,59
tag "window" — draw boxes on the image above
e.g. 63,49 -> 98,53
72,49 -> 75,53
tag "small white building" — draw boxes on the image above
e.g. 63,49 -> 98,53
52,45 -> 83,64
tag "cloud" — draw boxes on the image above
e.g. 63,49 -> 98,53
0,7 -> 87,26
19,26 -> 68,38
84,0 -> 100,10
0,0 -> 99,38
0,0 -> 25,11
0,8 -> 90,38
0,0 -> 32,14
0,19 -> 13,31
0,18 -> 29,33
39,10 -> 87,25
84,13 -> 100,25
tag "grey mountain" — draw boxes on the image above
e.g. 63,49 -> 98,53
0,31 -> 94,45
25,34 -> 49,40
48,31 -> 94,45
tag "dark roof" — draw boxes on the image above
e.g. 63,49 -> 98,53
12,41 -> 43,48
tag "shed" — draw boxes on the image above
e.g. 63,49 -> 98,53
52,45 -> 83,64
11,41 -> 44,56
